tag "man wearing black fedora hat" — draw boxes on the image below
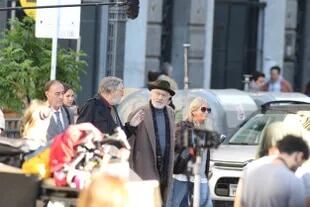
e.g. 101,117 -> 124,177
128,79 -> 176,205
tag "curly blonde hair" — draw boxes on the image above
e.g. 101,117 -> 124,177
20,99 -> 50,138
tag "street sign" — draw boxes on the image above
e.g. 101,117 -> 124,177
20,0 -> 36,19
35,0 -> 81,39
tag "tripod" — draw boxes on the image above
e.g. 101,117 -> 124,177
186,147 -> 205,207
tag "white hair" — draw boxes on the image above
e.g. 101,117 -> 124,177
98,76 -> 123,94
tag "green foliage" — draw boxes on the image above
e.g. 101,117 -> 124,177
0,17 -> 87,113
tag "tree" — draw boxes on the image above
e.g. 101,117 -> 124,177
0,17 -> 87,113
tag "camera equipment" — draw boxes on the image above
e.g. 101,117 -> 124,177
182,127 -> 226,149
180,127 -> 226,207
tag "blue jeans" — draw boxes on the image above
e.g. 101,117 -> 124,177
167,178 -> 213,207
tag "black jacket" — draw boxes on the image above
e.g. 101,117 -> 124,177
76,94 -> 135,136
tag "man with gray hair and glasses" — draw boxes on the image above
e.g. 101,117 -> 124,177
77,76 -> 144,136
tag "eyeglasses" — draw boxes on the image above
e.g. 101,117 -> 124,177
201,107 -> 211,113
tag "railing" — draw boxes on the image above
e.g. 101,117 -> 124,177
3,118 -> 21,138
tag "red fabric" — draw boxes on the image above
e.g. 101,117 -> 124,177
50,128 -> 86,173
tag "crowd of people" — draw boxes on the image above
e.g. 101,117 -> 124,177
0,63 -> 310,207
0,74 -> 216,207
249,66 -> 293,93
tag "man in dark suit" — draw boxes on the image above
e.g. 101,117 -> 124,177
77,76 -> 144,136
128,79 -> 176,205
45,80 -> 74,140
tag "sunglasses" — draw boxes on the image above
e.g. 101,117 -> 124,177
201,107 -> 211,113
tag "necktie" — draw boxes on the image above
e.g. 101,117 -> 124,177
55,111 -> 64,131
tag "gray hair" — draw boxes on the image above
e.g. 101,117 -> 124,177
98,76 -> 123,94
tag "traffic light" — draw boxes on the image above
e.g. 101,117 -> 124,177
126,0 -> 139,19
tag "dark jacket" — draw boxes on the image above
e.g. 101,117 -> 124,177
76,94 -> 135,136
47,106 -> 74,140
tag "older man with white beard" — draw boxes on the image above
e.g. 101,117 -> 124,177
77,76 -> 144,136
128,79 -> 176,205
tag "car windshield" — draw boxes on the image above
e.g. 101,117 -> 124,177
229,113 -> 287,145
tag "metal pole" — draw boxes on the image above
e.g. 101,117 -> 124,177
183,43 -> 190,90
76,36 -> 81,61
192,154 -> 202,207
10,0 -> 16,19
50,0 -> 61,80
243,74 -> 252,92
0,2 -> 126,12
204,0 -> 215,89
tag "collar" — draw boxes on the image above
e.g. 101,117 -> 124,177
275,156 -> 289,169
51,107 -> 62,113
96,94 -> 112,108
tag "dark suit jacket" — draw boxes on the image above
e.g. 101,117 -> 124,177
128,104 -> 175,204
47,106 -> 74,140
76,94 -> 135,136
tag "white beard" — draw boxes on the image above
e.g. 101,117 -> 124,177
111,97 -> 122,105
151,101 -> 165,109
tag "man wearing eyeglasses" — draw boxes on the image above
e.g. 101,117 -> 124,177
127,79 -> 176,205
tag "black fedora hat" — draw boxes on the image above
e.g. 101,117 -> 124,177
148,79 -> 175,96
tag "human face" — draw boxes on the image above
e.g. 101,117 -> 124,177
110,84 -> 124,105
64,89 -> 75,107
270,69 -> 280,82
45,82 -> 64,110
192,103 -> 210,124
289,152 -> 305,172
255,76 -> 265,89
150,89 -> 171,109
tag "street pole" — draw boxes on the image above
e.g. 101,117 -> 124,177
183,43 -> 190,90
50,0 -> 61,80
183,43 -> 190,122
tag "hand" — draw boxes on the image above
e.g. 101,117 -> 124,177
67,123 -> 103,144
129,109 -> 144,127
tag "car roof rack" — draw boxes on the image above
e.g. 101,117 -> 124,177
262,100 -> 310,110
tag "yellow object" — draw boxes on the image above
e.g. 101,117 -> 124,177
22,148 -> 51,179
19,0 -> 36,19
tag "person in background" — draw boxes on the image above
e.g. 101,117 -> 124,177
168,97 -> 213,207
77,173 -> 128,207
263,66 -> 293,92
235,121 -> 308,207
249,71 -> 265,92
20,99 -> 52,150
63,83 -> 78,122
157,62 -> 178,91
63,83 -> 76,108
239,135 -> 308,207
0,109 -> 5,135
77,76 -> 144,136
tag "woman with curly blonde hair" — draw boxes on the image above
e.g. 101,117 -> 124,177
20,99 -> 52,150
